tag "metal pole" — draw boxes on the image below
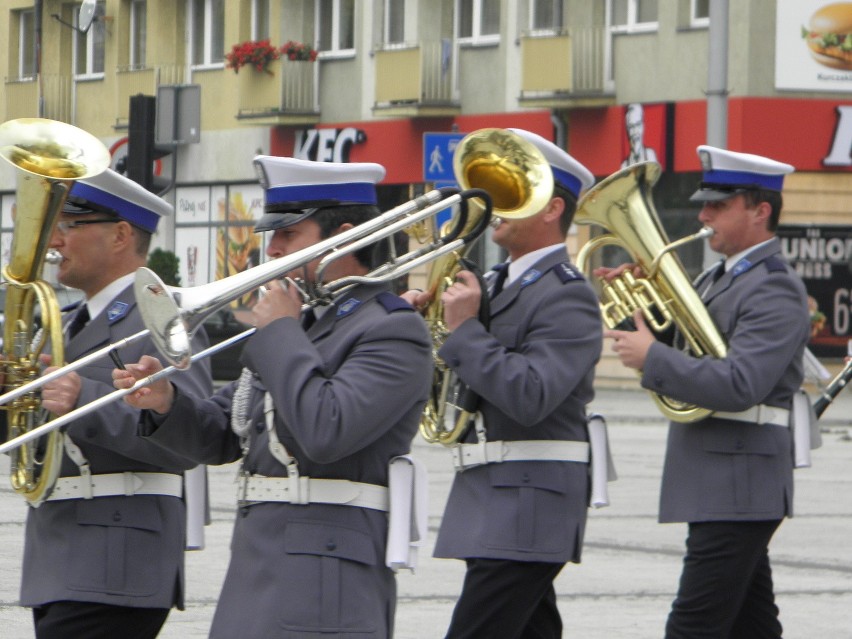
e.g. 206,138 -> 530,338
704,0 -> 729,267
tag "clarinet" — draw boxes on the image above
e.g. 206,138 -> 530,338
813,359 -> 852,418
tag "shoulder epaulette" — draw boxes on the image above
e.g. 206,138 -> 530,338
376,291 -> 415,313
553,261 -> 586,284
763,255 -> 788,273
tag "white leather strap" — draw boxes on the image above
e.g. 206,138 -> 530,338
46,472 -> 183,502
452,439 -> 590,471
237,475 -> 389,512
714,404 -> 790,428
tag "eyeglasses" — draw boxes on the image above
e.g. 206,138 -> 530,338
55,219 -> 121,235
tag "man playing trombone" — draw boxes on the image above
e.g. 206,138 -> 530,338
22,169 -> 213,639
114,157 -> 433,639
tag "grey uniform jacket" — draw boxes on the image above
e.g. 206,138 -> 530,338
641,238 -> 810,523
140,283 -> 432,639
20,284 -> 213,610
433,248 -> 602,564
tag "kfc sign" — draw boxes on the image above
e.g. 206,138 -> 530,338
293,128 -> 367,163
824,105 -> 852,167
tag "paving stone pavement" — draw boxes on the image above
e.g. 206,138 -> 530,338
0,387 -> 849,638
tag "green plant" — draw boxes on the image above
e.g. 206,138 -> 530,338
147,248 -> 181,286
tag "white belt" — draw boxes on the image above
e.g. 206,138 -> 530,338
452,440 -> 590,471
46,472 -> 183,502
238,475 -> 389,512
714,404 -> 790,428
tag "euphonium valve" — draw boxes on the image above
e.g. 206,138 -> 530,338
575,161 -> 728,423
0,118 -> 110,505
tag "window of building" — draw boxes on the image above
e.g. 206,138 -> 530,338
609,0 -> 658,33
74,1 -> 106,78
316,0 -> 355,55
385,0 -> 405,45
189,0 -> 225,67
457,0 -> 500,44
130,0 -> 147,68
530,0 -> 563,33
18,9 -> 36,79
252,0 -> 270,40
690,0 -> 709,28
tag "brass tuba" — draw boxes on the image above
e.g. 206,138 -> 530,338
418,128 -> 554,445
0,118 -> 110,505
575,161 -> 727,423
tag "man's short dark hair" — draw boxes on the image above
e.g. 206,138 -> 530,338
553,183 -> 579,236
742,189 -> 783,231
313,204 -> 382,268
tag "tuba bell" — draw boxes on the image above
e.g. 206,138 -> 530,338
575,161 -> 727,423
0,118 -> 110,506
418,128 -> 554,445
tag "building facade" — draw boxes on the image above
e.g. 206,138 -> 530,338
2,0 -> 850,381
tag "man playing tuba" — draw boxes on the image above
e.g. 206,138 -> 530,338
605,146 -> 809,638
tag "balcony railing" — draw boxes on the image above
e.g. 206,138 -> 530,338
520,26 -> 611,104
3,75 -> 73,122
235,59 -> 319,124
373,40 -> 459,117
115,64 -> 187,127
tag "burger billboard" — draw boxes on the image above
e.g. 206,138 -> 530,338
776,0 -> 852,91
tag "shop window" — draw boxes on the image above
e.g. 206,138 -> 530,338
189,0 -> 225,68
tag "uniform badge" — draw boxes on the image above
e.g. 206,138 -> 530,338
555,262 -> 583,283
520,269 -> 542,288
336,297 -> 362,318
699,149 -> 713,171
106,301 -> 130,323
731,259 -> 752,278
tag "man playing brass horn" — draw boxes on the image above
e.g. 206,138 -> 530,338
406,129 -> 603,639
604,146 -> 809,638
23,169 -> 213,639
114,157 -> 432,639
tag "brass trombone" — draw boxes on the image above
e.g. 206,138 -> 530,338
0,183 -> 493,455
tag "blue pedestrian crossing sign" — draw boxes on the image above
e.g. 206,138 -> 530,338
423,132 -> 465,183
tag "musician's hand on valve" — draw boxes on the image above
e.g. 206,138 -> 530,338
40,365 -> 81,416
400,288 -> 433,313
593,262 -> 643,283
442,270 -> 481,332
605,310 -> 655,370
252,279 -> 302,328
112,355 -> 174,415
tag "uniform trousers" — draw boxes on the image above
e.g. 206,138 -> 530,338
444,558 -> 566,639
665,519 -> 783,639
33,601 -> 170,639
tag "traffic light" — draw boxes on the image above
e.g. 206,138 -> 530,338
127,94 -> 172,194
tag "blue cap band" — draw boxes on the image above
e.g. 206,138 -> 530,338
551,166 -> 583,198
266,182 -> 378,207
70,183 -> 160,232
702,169 -> 784,191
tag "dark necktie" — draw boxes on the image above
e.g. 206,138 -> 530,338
301,308 -> 317,330
490,263 -> 509,298
67,304 -> 89,340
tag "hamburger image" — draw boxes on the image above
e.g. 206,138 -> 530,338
802,2 -> 852,69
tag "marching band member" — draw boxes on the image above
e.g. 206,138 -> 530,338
406,129 -> 603,639
27,169 -> 213,639
113,157 -> 432,639
605,146 -> 809,638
